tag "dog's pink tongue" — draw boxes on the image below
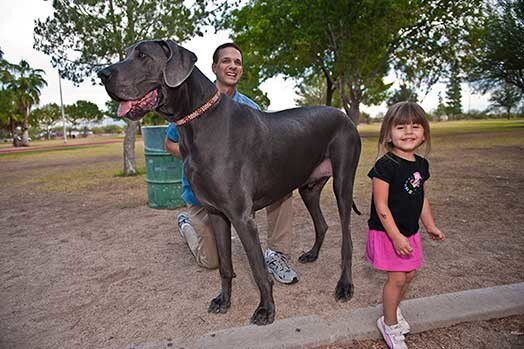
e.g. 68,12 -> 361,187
117,101 -> 135,117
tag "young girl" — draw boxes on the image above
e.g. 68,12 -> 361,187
367,102 -> 445,349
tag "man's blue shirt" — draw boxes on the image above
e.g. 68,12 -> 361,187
166,90 -> 260,206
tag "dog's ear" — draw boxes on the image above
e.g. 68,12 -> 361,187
162,40 -> 197,88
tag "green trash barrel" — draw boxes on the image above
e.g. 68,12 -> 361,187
142,125 -> 185,209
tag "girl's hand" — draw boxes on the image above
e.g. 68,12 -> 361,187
427,227 -> 445,241
393,235 -> 413,256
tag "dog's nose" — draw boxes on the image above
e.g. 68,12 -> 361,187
98,67 -> 112,83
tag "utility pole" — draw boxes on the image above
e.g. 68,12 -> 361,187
58,71 -> 67,144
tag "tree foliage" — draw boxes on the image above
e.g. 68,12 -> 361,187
30,103 -> 61,139
386,84 -> 418,106
445,62 -> 462,117
34,0 -> 208,84
142,112 -> 168,126
4,60 -> 47,146
34,0 -> 209,175
236,51 -> 270,109
295,74 -> 341,108
468,0 -> 524,94
0,56 -> 18,138
65,100 -> 104,128
222,0 -> 484,123
489,83 -> 523,117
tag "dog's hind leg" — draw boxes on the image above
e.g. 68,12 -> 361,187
298,176 -> 330,263
331,131 -> 361,301
232,212 -> 275,325
208,211 -> 234,314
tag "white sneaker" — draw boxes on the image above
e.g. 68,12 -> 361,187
177,212 -> 191,238
397,307 -> 410,335
377,316 -> 408,349
264,248 -> 298,284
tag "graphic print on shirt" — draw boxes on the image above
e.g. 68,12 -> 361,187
404,171 -> 423,194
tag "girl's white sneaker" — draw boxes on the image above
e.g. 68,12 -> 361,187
397,307 -> 411,334
377,316 -> 408,349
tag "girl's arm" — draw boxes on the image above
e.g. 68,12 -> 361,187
373,177 -> 414,255
420,183 -> 445,240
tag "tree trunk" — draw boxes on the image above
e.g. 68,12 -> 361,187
337,77 -> 361,124
325,77 -> 334,106
21,106 -> 30,147
123,119 -> 139,176
348,104 -> 360,124
9,117 -> 19,147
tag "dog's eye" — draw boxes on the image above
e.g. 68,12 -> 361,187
138,51 -> 146,59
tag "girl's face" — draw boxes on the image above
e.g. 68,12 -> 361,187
388,122 -> 425,156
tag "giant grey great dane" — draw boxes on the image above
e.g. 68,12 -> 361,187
98,39 -> 361,325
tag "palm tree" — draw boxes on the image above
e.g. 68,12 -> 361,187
0,49 -> 22,145
8,60 -> 47,146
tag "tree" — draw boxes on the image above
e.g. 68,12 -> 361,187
142,112 -> 168,126
64,100 -> 104,134
468,0 -> 524,94
295,74 -> 341,108
0,89 -> 22,144
34,0 -> 209,175
387,84 -> 418,106
432,92 -> 448,120
31,103 -> 61,139
222,0 -> 484,123
0,54 -> 22,144
489,83 -> 523,118
7,60 -> 47,146
445,62 -> 462,118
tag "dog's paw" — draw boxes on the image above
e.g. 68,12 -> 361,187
335,280 -> 354,301
208,294 -> 230,314
250,304 -> 275,325
298,250 -> 318,263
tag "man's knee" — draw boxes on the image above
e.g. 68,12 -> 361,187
196,252 -> 219,269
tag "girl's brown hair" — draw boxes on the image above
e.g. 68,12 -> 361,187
378,101 -> 431,155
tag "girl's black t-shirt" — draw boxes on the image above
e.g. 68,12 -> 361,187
367,152 -> 430,237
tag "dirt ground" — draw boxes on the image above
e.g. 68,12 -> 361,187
0,130 -> 523,349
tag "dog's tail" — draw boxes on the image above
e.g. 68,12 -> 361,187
352,202 -> 361,215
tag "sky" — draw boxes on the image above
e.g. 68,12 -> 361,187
0,0 -> 491,116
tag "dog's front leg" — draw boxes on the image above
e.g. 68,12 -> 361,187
207,211 -> 233,314
233,215 -> 275,325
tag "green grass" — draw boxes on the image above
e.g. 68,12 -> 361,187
1,141 -> 146,194
0,142 -> 124,160
357,118 -> 524,137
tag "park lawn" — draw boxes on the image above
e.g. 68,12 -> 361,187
0,118 -> 522,197
0,141 -> 145,194
0,133 -> 126,150
357,118 -> 524,136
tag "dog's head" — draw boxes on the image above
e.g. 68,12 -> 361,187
98,40 -> 197,121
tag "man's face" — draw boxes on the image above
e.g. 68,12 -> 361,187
212,47 -> 243,87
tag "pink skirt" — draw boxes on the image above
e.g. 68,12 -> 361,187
366,229 -> 423,272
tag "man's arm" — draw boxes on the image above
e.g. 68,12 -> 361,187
165,137 -> 182,159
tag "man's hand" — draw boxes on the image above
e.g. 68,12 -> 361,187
165,138 -> 182,159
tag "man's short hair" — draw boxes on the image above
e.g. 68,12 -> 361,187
212,43 -> 243,64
